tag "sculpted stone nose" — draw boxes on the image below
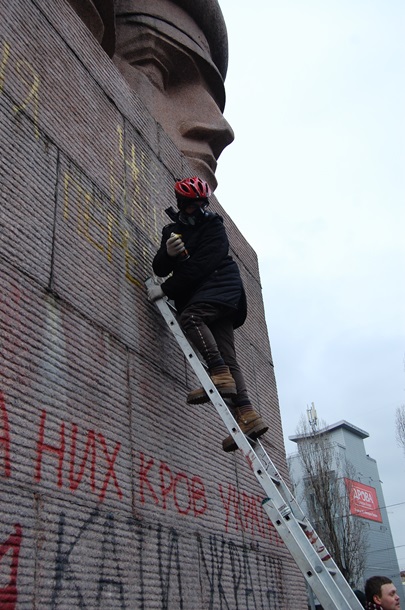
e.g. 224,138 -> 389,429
179,119 -> 234,160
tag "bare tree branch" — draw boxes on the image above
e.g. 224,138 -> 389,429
395,405 -> 405,455
290,415 -> 368,586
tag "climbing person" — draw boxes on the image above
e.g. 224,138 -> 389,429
147,176 -> 268,451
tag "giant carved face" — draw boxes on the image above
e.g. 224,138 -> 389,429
114,0 -> 234,190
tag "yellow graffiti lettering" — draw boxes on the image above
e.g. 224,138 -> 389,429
12,58 -> 40,139
127,190 -> 145,226
112,124 -> 165,241
124,235 -> 141,287
110,164 -> 143,223
64,170 -> 142,287
109,162 -> 125,207
106,212 -> 125,262
126,142 -> 143,221
128,142 -> 140,183
123,136 -> 140,185
110,125 -> 129,215
63,172 -> 72,220
151,205 -> 160,245
64,171 -> 106,253
78,192 -> 105,254
106,213 -> 141,286
65,172 -> 105,253
117,123 -> 124,157
0,40 -> 10,94
111,125 -> 147,222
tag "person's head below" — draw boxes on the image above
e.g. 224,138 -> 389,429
114,0 -> 234,190
365,576 -> 401,609
174,176 -> 211,226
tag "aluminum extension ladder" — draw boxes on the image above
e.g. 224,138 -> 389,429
146,278 -> 363,610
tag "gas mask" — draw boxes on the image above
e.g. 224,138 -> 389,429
177,200 -> 209,226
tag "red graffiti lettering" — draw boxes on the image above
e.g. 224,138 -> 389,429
190,476 -> 207,516
218,483 -> 243,534
34,410 -> 123,501
173,472 -> 191,515
35,410 -> 65,487
241,491 -> 264,537
69,425 -> 96,492
138,453 -> 207,517
97,432 -> 122,502
139,452 -> 159,505
0,392 -> 11,477
159,461 -> 174,510
0,523 -> 22,609
218,482 -> 283,544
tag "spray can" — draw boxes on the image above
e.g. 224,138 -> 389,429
171,233 -> 190,260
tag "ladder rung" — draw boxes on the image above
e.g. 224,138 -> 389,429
297,519 -> 308,529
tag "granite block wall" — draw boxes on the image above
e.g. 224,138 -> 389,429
0,0 -> 307,607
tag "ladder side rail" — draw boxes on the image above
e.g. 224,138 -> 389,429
253,439 -> 361,604
150,289 -> 333,553
259,498 -> 363,610
148,289 -> 322,518
241,445 -> 363,606
147,284 -> 363,610
254,441 -> 339,557
150,294 -> 305,477
241,445 -> 363,609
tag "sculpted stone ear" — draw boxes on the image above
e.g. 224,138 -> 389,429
65,0 -> 116,56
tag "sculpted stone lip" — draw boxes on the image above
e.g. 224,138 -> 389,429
183,155 -> 218,189
183,150 -> 217,173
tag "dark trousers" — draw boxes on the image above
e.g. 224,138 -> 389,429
179,303 -> 249,405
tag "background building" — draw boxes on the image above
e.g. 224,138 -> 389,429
288,418 -> 404,607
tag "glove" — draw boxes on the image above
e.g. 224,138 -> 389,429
166,234 -> 185,257
147,284 -> 165,302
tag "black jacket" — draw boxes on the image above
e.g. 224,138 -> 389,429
152,212 -> 247,328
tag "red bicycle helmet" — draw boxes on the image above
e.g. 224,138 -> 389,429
174,177 -> 212,200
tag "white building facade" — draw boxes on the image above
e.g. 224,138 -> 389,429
288,420 -> 404,607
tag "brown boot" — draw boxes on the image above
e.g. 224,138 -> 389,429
187,366 -> 237,404
222,408 -> 268,452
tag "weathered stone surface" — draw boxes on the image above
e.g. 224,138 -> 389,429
0,0 -> 306,607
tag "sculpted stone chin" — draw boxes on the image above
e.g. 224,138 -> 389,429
113,0 -> 234,190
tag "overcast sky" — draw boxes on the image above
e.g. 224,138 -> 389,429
215,0 -> 405,572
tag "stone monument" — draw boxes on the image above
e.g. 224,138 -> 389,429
0,0 -> 306,606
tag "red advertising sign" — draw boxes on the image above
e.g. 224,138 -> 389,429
345,479 -> 382,522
